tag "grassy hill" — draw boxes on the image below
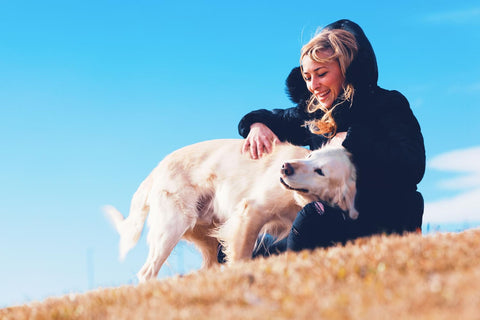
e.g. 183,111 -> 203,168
2,228 -> 480,319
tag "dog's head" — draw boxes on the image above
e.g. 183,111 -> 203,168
280,145 -> 358,219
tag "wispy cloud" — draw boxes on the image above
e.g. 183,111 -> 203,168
447,82 -> 480,95
429,146 -> 480,176
424,7 -> 480,24
424,146 -> 480,222
424,188 -> 480,222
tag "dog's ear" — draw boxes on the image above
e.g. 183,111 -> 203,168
343,176 -> 359,220
335,167 -> 359,220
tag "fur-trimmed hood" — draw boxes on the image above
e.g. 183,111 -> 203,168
286,19 -> 379,104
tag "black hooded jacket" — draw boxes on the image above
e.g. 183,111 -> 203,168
238,19 -> 426,236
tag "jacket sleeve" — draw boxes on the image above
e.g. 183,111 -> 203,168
342,90 -> 426,188
238,104 -> 313,147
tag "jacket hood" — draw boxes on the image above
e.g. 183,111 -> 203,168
286,19 -> 378,104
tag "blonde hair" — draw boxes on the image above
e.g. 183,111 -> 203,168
300,28 -> 358,137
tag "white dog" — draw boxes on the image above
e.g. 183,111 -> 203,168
105,139 -> 357,282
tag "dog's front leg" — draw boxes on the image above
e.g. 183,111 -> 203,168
220,202 -> 268,263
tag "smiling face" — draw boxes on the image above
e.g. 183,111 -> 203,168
301,51 -> 345,109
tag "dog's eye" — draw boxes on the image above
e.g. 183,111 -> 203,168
315,168 -> 324,176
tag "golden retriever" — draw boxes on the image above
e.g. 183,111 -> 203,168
104,139 -> 357,282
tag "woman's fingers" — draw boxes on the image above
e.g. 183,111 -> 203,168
242,123 -> 280,159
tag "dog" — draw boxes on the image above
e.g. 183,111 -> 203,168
104,139 -> 357,282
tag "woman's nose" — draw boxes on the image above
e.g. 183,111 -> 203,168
309,78 -> 320,92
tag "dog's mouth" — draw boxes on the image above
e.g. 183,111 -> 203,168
280,178 -> 309,193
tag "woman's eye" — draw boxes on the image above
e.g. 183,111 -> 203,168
318,72 -> 327,77
315,168 -> 324,176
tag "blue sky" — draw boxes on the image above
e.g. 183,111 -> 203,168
1,1 -> 479,307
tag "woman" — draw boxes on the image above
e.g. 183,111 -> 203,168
232,19 -> 425,257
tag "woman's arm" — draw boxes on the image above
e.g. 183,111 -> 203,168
343,90 -> 426,187
238,105 -> 313,144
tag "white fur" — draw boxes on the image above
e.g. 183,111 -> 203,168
104,139 -> 357,282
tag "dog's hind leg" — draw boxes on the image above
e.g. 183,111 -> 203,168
137,198 -> 195,282
184,224 -> 220,268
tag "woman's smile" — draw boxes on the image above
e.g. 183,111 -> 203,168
301,52 -> 344,109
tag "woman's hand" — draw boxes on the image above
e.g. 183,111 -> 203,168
242,123 -> 280,159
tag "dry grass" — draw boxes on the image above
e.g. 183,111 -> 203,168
2,228 -> 480,320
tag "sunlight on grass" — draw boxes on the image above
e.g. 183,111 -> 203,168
2,228 -> 480,319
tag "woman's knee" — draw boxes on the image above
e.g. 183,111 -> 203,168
286,201 -> 349,252
287,202 -> 325,251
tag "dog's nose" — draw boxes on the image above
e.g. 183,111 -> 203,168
281,162 -> 294,176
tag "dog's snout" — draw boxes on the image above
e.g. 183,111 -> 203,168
281,162 -> 294,176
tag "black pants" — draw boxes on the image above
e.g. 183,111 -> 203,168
252,202 -> 353,258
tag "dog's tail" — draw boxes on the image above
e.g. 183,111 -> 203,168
104,175 -> 153,261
